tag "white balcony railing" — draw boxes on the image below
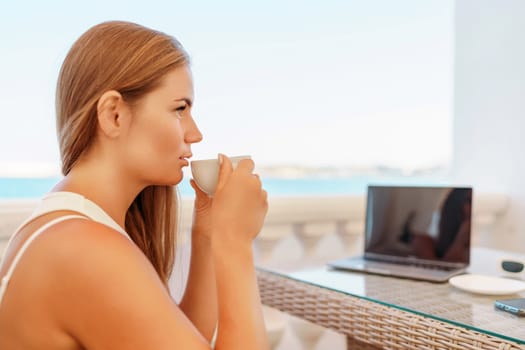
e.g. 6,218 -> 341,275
0,192 -> 511,259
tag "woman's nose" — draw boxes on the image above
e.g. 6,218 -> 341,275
185,117 -> 203,144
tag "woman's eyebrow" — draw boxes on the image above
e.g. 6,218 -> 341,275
174,97 -> 193,107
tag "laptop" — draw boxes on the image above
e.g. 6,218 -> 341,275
328,185 -> 472,282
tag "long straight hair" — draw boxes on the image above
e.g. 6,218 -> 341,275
56,21 -> 189,286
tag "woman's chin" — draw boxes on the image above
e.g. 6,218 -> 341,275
146,175 -> 183,187
142,167 -> 184,187
166,174 -> 184,186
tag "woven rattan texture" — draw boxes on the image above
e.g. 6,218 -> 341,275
257,270 -> 525,350
284,267 -> 525,342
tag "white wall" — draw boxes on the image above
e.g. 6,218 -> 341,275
453,0 -> 525,251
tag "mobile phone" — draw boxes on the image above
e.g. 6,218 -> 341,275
494,298 -> 525,316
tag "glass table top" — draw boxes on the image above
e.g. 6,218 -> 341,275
259,247 -> 525,344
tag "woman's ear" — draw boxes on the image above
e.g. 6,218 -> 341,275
96,90 -> 128,138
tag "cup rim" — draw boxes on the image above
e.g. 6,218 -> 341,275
191,155 -> 251,165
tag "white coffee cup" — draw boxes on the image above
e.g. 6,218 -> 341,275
191,155 -> 251,196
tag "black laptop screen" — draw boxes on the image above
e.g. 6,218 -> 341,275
364,186 -> 472,264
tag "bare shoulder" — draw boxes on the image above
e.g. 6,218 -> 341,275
42,218 -> 148,273
34,218 -> 163,309
33,219 -> 210,349
33,218 -> 153,290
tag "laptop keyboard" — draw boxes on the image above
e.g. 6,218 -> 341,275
328,256 -> 466,282
404,261 -> 456,272
368,258 -> 457,272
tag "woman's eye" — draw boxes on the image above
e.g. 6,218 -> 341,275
174,105 -> 186,118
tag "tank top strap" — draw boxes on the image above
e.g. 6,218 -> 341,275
30,192 -> 131,240
0,214 -> 88,305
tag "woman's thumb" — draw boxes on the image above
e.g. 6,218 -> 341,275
215,154 -> 233,192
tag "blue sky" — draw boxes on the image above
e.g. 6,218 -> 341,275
0,0 -> 453,175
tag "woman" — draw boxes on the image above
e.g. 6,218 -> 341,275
0,21 -> 269,349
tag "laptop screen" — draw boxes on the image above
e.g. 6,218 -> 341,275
364,185 -> 472,265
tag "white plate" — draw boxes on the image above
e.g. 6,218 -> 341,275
449,274 -> 525,295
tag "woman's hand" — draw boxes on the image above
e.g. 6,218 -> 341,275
211,154 -> 268,246
190,178 -> 214,240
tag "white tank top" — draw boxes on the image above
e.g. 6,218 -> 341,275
0,191 -> 132,306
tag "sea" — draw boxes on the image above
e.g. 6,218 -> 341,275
0,175 -> 448,199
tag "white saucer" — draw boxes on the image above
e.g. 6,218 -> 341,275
449,274 -> 525,295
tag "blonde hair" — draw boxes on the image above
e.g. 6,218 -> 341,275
56,21 -> 189,286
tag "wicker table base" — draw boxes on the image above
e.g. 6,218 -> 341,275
257,269 -> 525,350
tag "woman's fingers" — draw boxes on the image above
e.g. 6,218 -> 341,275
236,158 -> 255,173
190,178 -> 207,198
